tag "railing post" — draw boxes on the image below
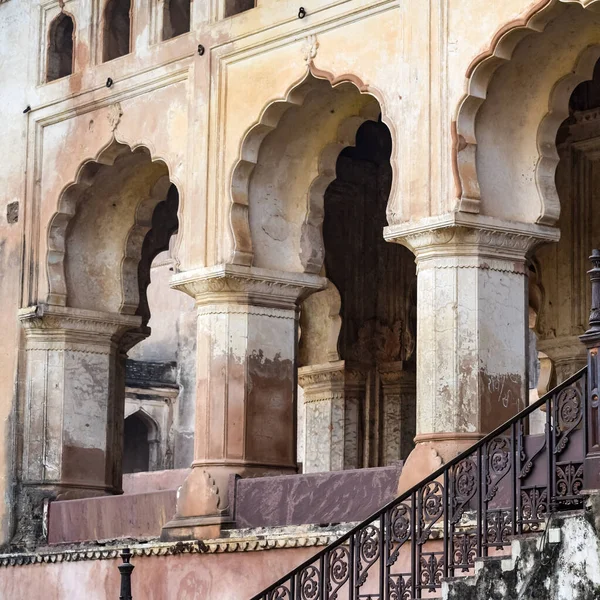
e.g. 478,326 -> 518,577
580,250 -> 600,491
118,548 -> 134,600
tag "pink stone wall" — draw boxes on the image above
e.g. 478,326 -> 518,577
0,547 -> 319,600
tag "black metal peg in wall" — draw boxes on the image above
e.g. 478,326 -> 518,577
298,6 -> 306,18
198,44 -> 205,56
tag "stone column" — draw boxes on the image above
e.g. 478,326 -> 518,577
384,214 -> 559,487
298,361 -> 365,473
16,305 -> 141,545
162,265 -> 325,540
378,362 -> 416,466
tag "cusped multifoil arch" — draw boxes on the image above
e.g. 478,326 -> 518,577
454,0 -> 600,224
46,136 -> 178,314
229,67 -> 396,274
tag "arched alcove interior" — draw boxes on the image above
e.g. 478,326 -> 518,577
224,0 -> 255,18
246,75 -> 382,274
51,141 -> 185,482
300,118 -> 418,468
103,0 -> 131,62
531,52 -> 600,385
163,0 -> 191,40
123,411 -> 159,473
47,12 -> 74,82
472,3 -> 600,225
63,146 -> 172,315
245,74 -> 416,469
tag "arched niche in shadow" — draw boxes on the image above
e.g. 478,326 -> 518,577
103,0 -> 131,62
47,12 -> 74,82
163,0 -> 191,40
123,410 -> 160,473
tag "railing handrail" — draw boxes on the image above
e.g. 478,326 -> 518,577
251,366 -> 587,599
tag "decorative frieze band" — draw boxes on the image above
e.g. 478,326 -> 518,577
196,305 -> 296,320
0,525 -> 352,568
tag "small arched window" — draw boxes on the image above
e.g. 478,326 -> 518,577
123,412 -> 152,473
224,0 -> 255,18
163,0 -> 191,40
47,13 -> 74,82
103,0 -> 131,62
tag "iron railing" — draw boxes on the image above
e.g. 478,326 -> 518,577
251,365 -> 591,599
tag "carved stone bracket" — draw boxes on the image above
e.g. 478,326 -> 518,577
384,213 -> 560,272
170,264 -> 327,309
19,304 -> 142,352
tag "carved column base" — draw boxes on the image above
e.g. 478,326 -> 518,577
161,265 -> 325,541
299,361 -> 366,473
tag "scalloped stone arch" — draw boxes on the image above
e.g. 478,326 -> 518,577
47,137 -> 175,313
454,0 -> 600,222
229,68 -> 392,270
536,45 -> 600,223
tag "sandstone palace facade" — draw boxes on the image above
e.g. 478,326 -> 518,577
1,0 -> 600,597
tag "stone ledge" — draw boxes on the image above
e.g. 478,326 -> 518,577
0,523 -> 353,568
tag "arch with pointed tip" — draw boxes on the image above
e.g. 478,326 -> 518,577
46,11 -> 75,82
229,68 -> 396,271
47,138 -> 179,316
454,0 -> 600,223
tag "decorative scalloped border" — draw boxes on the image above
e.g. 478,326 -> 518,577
0,529 -> 349,568
229,64 -> 393,269
453,0 -> 563,217
46,137 -> 173,312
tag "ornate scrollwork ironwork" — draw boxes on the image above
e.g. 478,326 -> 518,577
554,386 -> 583,453
418,553 -> 443,592
451,458 -> 477,524
387,502 -> 412,567
356,524 -> 380,587
299,565 -> 320,600
327,547 -> 350,599
520,487 -> 547,528
267,586 -> 292,600
485,436 -> 511,503
418,482 -> 443,543
485,509 -> 512,549
451,533 -> 477,572
556,462 -> 584,499
388,574 -> 412,600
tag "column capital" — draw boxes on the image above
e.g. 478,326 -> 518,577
384,213 -> 559,268
378,361 -> 416,390
19,305 -> 141,351
170,265 -> 327,309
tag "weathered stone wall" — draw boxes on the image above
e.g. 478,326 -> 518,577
0,0 -> 34,547
444,509 -> 600,600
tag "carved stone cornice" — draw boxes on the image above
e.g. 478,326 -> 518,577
171,265 -> 327,310
0,523 -> 352,568
19,305 -> 142,349
384,213 -> 559,270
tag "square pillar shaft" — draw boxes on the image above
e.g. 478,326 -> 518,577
385,215 -> 559,480
162,265 -> 325,540
299,361 -> 365,473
